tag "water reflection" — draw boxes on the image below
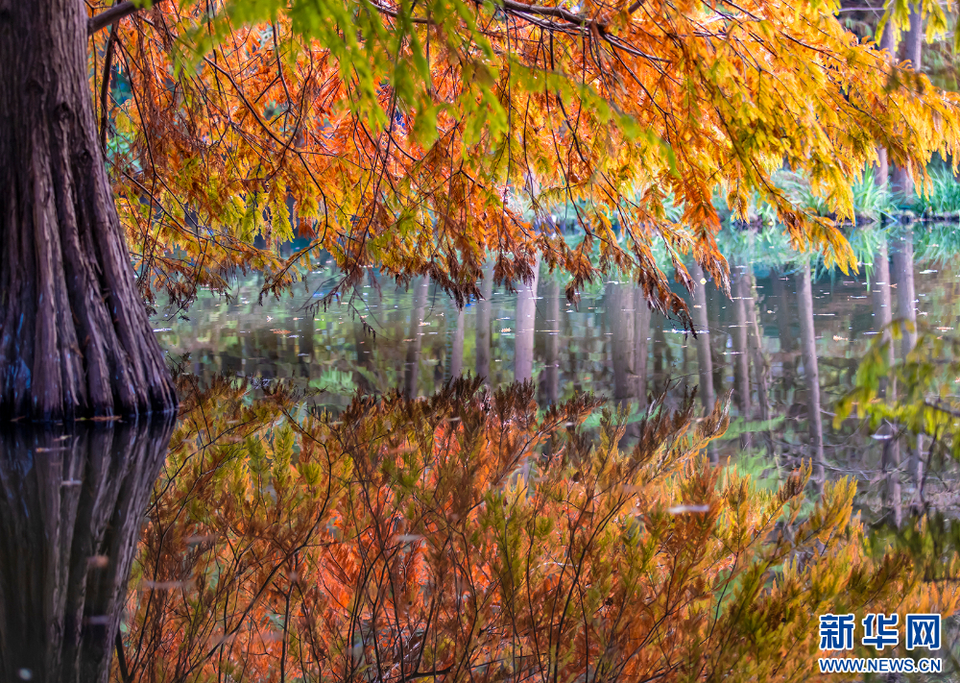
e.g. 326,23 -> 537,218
0,419 -> 174,682
153,230 -> 960,475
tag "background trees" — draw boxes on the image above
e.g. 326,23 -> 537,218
95,0 -> 960,324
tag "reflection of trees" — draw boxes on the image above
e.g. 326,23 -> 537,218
476,264 -> 493,384
0,419 -> 173,683
404,276 -> 430,399
514,260 -> 540,383
544,281 -> 561,404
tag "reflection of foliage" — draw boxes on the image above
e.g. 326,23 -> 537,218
121,378 -> 957,681
836,323 -> 960,463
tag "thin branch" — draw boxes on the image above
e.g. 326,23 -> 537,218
88,0 -> 161,35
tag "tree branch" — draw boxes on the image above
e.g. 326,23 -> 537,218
88,1 -> 156,36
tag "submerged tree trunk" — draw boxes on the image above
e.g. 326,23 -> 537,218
449,307 -> 465,379
770,269 -> 797,398
796,264 -> 826,489
0,418 -> 174,683
0,0 -> 177,420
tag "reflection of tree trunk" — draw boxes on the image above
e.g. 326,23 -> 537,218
354,321 -> 375,394
298,313 -> 315,380
635,290 -> 650,409
403,277 -> 430,399
796,264 -> 826,489
690,263 -> 715,415
0,419 -> 174,683
731,265 -> 753,449
544,281 -> 560,404
743,266 -> 773,456
450,308 -> 465,379
691,263 -> 717,463
872,239 -> 902,527
476,265 -> 493,384
514,259 -> 540,383
607,284 -> 635,405
770,269 -> 797,398
893,229 -> 923,488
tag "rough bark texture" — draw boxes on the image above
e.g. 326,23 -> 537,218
0,0 -> 177,420
0,418 -> 174,683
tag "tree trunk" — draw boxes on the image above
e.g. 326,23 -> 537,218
0,0 -> 177,420
796,264 -> 826,490
0,418 -> 174,683
607,283 -> 635,405
449,307 -> 465,379
891,5 -> 923,200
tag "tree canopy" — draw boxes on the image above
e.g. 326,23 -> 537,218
92,0 -> 960,322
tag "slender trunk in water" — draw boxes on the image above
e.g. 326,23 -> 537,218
744,267 -> 773,454
731,265 -> 753,448
872,239 -> 902,527
634,289 -> 650,409
449,307 -> 465,379
544,280 -> 560,404
690,262 -> 716,414
476,264 -> 493,383
893,228 -> 923,490
403,276 -> 430,399
514,258 -> 540,383
796,264 -> 826,490
607,283 -> 635,405
0,0 -> 177,420
770,269 -> 797,399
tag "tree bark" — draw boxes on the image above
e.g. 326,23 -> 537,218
891,5 -> 923,200
0,418 -> 174,683
0,0 -> 177,420
634,288 -> 650,409
544,280 -> 560,404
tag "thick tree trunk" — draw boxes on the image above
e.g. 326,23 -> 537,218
0,0 -> 177,420
893,230 -> 923,488
796,264 -> 826,490
0,418 -> 174,683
